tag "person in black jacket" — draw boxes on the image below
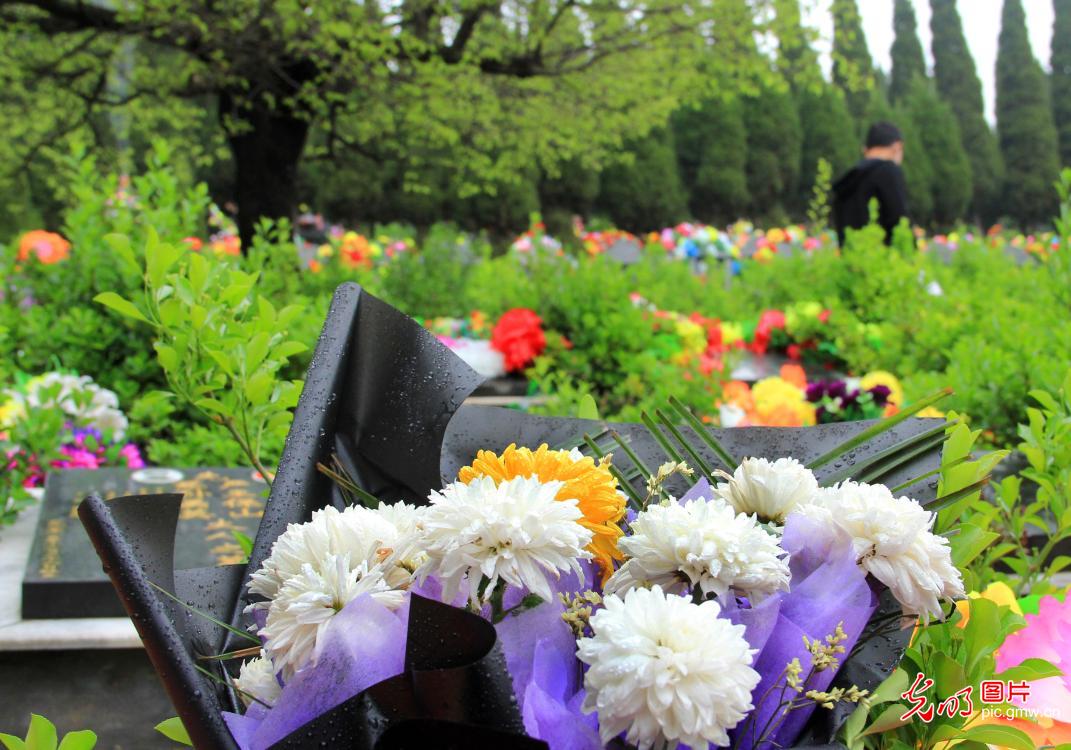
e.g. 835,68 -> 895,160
832,122 -> 910,246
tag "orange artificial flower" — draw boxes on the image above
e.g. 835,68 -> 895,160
459,443 -> 627,583
17,230 -> 70,264
779,363 -> 807,390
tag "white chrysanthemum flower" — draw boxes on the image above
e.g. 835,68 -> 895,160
713,456 -> 818,523
248,502 -> 424,606
233,652 -> 281,708
578,586 -> 759,749
801,481 -> 965,620
604,497 -> 790,602
261,553 -> 405,678
418,475 -> 592,605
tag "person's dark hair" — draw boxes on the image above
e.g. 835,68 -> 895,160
865,122 -> 903,148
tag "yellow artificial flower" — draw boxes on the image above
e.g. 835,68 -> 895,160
674,318 -> 707,355
751,376 -> 816,426
954,581 -> 1022,629
916,405 -> 946,419
721,322 -> 744,347
316,243 -> 334,258
459,443 -> 627,583
859,370 -> 905,407
0,399 -> 22,428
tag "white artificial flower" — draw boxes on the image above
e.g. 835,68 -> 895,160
713,456 -> 818,523
417,475 -> 592,605
800,481 -> 965,621
604,497 -> 790,602
248,502 -> 424,606
261,553 -> 405,678
448,338 -> 507,379
578,586 -> 759,749
6,372 -> 128,438
233,652 -> 282,708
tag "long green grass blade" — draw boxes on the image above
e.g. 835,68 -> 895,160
640,411 -> 687,465
193,664 -> 272,709
584,434 -> 643,508
149,581 -> 259,644
654,409 -> 716,484
609,431 -> 655,481
668,396 -> 738,470
821,419 -> 953,486
807,388 -> 951,471
926,478 -> 989,513
855,432 -> 947,485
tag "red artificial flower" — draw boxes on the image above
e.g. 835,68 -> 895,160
18,230 -> 70,264
818,309 -> 832,323
787,344 -> 802,360
491,308 -> 547,372
183,237 -> 204,252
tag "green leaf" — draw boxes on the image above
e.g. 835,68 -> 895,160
26,715 -> 57,750
153,343 -> 179,373
995,657 -> 1063,682
666,396 -> 737,470
245,371 -> 273,406
271,341 -> 307,361
950,523 -> 999,568
56,731 -> 97,750
153,717 -> 192,746
0,733 -> 27,750
244,332 -> 271,373
956,725 -> 1036,750
103,233 -> 139,274
859,704 -> 911,737
577,394 -> 599,421
807,388 -> 951,470
870,668 -> 911,705
93,292 -> 151,324
232,530 -> 254,556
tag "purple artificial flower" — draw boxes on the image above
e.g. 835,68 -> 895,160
868,385 -> 892,406
804,382 -> 826,403
826,380 -> 848,400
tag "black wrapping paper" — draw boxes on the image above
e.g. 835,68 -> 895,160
79,282 -> 944,749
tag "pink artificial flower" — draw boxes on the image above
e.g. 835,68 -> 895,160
995,595 -> 1071,725
120,443 -> 145,469
660,228 -> 675,250
54,446 -> 101,470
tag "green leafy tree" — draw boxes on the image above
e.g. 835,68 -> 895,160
996,0 -> 1061,226
744,83 -> 803,222
904,78 -> 972,227
672,97 -> 751,224
889,0 -> 927,103
595,128 -> 687,231
832,0 -> 875,128
1052,0 -> 1071,166
930,0 -> 1004,224
0,1 -> 728,248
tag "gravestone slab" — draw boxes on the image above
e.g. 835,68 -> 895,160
21,467 -> 265,619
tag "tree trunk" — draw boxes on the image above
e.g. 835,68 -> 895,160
221,92 -> 311,252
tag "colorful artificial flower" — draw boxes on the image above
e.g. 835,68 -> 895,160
751,375 -> 817,427
418,475 -> 592,606
182,237 -> 204,252
459,443 -> 626,581
490,308 -> 546,372
858,371 -> 904,407
17,230 -> 70,265
577,586 -> 759,750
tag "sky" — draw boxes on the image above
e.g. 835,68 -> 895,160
801,0 -> 1055,124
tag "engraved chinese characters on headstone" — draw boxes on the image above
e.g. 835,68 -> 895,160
22,467 -> 265,618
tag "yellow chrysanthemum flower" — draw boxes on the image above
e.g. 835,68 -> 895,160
751,376 -> 816,427
859,371 -> 904,407
459,443 -> 626,583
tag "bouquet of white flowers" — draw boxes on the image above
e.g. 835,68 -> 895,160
80,285 -> 972,750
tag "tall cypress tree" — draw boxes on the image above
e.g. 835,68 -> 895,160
774,0 -> 857,214
743,82 -> 803,222
832,0 -> 875,128
930,0 -> 1004,224
596,127 -> 688,231
889,0 -> 927,103
904,78 -> 972,227
996,0 -> 1060,227
1052,0 -> 1071,166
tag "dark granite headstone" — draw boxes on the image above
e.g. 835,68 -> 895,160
21,467 -> 265,619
